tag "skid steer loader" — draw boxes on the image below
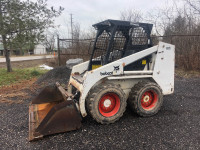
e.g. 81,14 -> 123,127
29,19 -> 175,141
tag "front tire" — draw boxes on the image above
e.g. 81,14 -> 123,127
128,81 -> 163,117
86,83 -> 126,124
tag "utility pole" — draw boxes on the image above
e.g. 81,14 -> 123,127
70,13 -> 73,46
57,35 -> 61,66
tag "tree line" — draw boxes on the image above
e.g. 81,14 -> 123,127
1,0 -> 200,72
62,0 -> 200,71
0,0 -> 63,72
120,0 -> 200,70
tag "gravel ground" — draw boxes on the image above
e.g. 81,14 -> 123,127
0,76 -> 200,149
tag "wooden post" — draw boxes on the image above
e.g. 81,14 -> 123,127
57,36 -> 61,66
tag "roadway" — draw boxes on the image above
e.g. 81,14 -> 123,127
0,55 -> 54,63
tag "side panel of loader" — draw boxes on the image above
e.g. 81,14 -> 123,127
153,43 -> 175,95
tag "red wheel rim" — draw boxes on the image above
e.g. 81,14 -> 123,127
99,93 -> 120,117
141,90 -> 158,110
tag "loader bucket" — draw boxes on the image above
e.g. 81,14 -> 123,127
29,83 -> 82,141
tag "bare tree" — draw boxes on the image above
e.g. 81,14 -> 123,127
120,9 -> 143,22
43,30 -> 58,52
185,0 -> 200,14
73,23 -> 80,41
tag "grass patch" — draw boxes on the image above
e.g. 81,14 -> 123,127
175,69 -> 200,78
0,68 -> 48,87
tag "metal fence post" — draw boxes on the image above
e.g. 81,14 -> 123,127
170,35 -> 173,44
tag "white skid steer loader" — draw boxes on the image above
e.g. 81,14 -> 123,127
29,19 -> 175,141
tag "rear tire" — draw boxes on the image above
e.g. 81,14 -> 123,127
128,81 -> 163,117
86,83 -> 126,124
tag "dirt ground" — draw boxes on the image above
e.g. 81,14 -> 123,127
0,69 -> 200,149
0,78 -> 39,104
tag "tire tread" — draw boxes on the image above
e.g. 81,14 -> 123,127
128,81 -> 163,117
86,83 -> 126,124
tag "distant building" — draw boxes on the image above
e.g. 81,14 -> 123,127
0,43 -> 47,56
34,44 -> 47,55
0,43 -> 4,56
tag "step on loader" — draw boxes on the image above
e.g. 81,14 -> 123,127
29,19 -> 175,141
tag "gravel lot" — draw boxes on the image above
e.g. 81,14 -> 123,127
0,75 -> 200,149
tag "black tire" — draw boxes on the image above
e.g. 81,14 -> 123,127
128,81 -> 163,117
86,83 -> 127,124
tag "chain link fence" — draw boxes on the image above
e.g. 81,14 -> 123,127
57,35 -> 200,70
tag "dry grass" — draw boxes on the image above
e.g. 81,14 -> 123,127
175,69 -> 200,78
1,92 -> 28,99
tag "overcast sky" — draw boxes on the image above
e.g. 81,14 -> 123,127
39,0 -> 184,38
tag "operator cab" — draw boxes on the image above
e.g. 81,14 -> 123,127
88,19 -> 153,71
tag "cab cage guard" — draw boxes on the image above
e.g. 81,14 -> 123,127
88,19 -> 153,71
